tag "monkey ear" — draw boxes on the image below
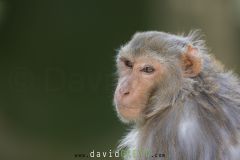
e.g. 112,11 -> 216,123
181,45 -> 202,78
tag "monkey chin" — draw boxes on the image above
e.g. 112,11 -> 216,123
116,105 -> 143,123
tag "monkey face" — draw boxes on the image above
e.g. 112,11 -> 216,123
114,32 -> 202,123
114,56 -> 164,122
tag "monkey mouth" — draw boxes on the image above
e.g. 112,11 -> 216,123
118,104 -> 139,109
117,104 -> 142,120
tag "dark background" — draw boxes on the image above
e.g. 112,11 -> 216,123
0,0 -> 240,160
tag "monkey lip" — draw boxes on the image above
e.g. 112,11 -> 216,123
118,105 -> 139,109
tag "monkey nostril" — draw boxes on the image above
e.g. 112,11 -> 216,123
124,91 -> 130,95
119,88 -> 130,96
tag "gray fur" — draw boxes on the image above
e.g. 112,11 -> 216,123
115,31 -> 240,160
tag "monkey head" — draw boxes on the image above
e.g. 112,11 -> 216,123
114,31 -> 202,123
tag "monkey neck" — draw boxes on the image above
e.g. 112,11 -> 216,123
129,96 -> 237,159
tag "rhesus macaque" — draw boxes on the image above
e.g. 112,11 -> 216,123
114,31 -> 240,160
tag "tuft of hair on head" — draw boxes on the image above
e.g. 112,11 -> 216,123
185,29 -> 208,55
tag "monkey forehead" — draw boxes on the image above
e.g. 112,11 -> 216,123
119,31 -> 189,57
134,55 -> 165,65
118,48 -> 164,62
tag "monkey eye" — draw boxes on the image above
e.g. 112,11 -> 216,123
141,65 -> 155,73
124,60 -> 133,68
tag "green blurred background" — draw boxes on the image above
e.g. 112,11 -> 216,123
0,0 -> 240,160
